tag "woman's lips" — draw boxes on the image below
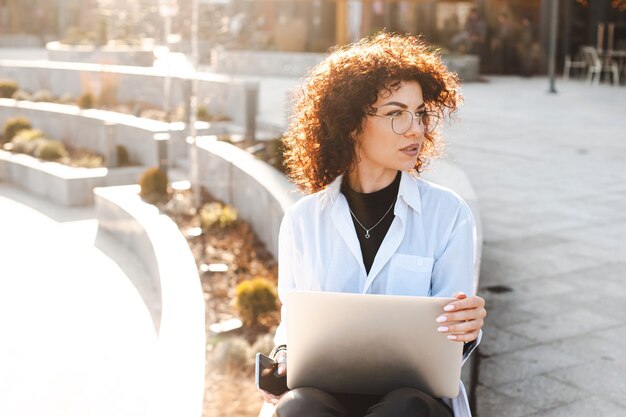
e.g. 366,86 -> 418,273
400,144 -> 420,156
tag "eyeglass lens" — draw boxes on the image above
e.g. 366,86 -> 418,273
392,110 -> 438,135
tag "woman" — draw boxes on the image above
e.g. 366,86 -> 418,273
260,33 -> 486,417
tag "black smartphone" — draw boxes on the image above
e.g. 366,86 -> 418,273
255,352 -> 289,396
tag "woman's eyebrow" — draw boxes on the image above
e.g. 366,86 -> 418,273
380,102 -> 425,110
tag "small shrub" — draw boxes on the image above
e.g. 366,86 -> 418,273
199,202 -> 238,229
11,89 -> 30,101
77,92 -> 94,109
31,89 -> 54,103
139,167 -> 168,202
197,105 -> 211,121
116,144 -> 130,166
59,93 -> 74,104
0,80 -> 18,98
72,154 -> 103,168
2,117 -> 32,143
234,277 -> 278,328
34,140 -> 68,161
210,336 -> 253,374
61,26 -> 95,45
10,129 -> 45,154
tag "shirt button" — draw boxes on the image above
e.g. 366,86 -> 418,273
416,259 -> 423,266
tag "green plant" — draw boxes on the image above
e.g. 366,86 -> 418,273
77,92 -> 94,109
116,144 -> 130,166
234,277 -> 278,328
72,154 -> 103,168
31,89 -> 54,103
2,117 -> 32,143
59,93 -> 74,104
139,167 -> 168,202
210,336 -> 253,374
199,202 -> 238,229
10,129 -> 45,154
11,89 -> 31,101
197,105 -> 211,121
0,80 -> 18,98
61,26 -> 95,45
34,140 -> 68,161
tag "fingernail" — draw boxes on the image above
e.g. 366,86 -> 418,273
444,304 -> 455,311
447,335 -> 457,340
436,315 -> 447,323
437,326 -> 449,332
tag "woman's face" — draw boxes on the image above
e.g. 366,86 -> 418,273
353,80 -> 426,177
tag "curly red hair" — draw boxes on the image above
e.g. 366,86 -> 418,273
282,32 -> 462,194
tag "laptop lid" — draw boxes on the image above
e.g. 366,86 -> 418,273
286,291 -> 463,398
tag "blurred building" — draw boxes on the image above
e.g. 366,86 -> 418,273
0,0 -> 624,74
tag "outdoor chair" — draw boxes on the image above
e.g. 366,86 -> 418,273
563,53 -> 587,80
581,46 -> 620,86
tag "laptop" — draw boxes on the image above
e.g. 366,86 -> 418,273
286,291 -> 463,398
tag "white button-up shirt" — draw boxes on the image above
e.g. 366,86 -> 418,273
275,170 -> 480,417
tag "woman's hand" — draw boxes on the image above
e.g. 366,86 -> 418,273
258,350 -> 288,405
436,292 -> 486,343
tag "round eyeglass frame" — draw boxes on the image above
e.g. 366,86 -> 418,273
367,109 -> 440,135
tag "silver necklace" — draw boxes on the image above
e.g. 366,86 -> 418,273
348,202 -> 395,239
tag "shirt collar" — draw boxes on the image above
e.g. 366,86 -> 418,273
324,170 -> 422,215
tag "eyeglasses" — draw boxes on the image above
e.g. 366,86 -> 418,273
368,109 -> 440,135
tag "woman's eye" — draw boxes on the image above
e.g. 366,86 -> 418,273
387,110 -> 403,117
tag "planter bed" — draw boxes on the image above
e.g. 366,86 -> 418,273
0,60 -> 256,126
0,149 -> 146,206
0,98 -> 226,168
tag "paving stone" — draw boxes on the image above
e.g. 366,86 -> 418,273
478,326 -> 536,357
437,77 -> 626,414
479,344 -> 583,386
549,362 -> 626,408
544,336 -> 626,367
522,397 -> 626,417
494,375 -> 584,411
475,385 -> 539,417
506,309 -> 621,344
479,276 -> 574,302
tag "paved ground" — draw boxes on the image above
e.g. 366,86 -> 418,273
442,76 -> 626,416
0,184 -> 159,417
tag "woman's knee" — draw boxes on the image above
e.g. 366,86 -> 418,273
367,388 -> 451,417
275,387 -> 346,417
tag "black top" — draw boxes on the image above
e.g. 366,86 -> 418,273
341,171 -> 401,274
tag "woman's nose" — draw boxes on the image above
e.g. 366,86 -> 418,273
405,115 -> 425,136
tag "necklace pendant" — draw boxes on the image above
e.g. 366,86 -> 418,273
365,231 -> 371,239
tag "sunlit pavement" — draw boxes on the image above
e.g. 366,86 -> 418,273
444,76 -> 626,417
0,184 -> 158,417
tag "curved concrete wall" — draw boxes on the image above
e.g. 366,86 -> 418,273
94,185 -> 205,417
195,136 -> 303,259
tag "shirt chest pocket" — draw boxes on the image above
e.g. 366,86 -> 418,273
386,254 -> 434,296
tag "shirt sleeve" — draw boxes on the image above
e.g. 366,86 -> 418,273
273,210 -> 300,348
430,201 -> 481,364
430,201 -> 477,298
